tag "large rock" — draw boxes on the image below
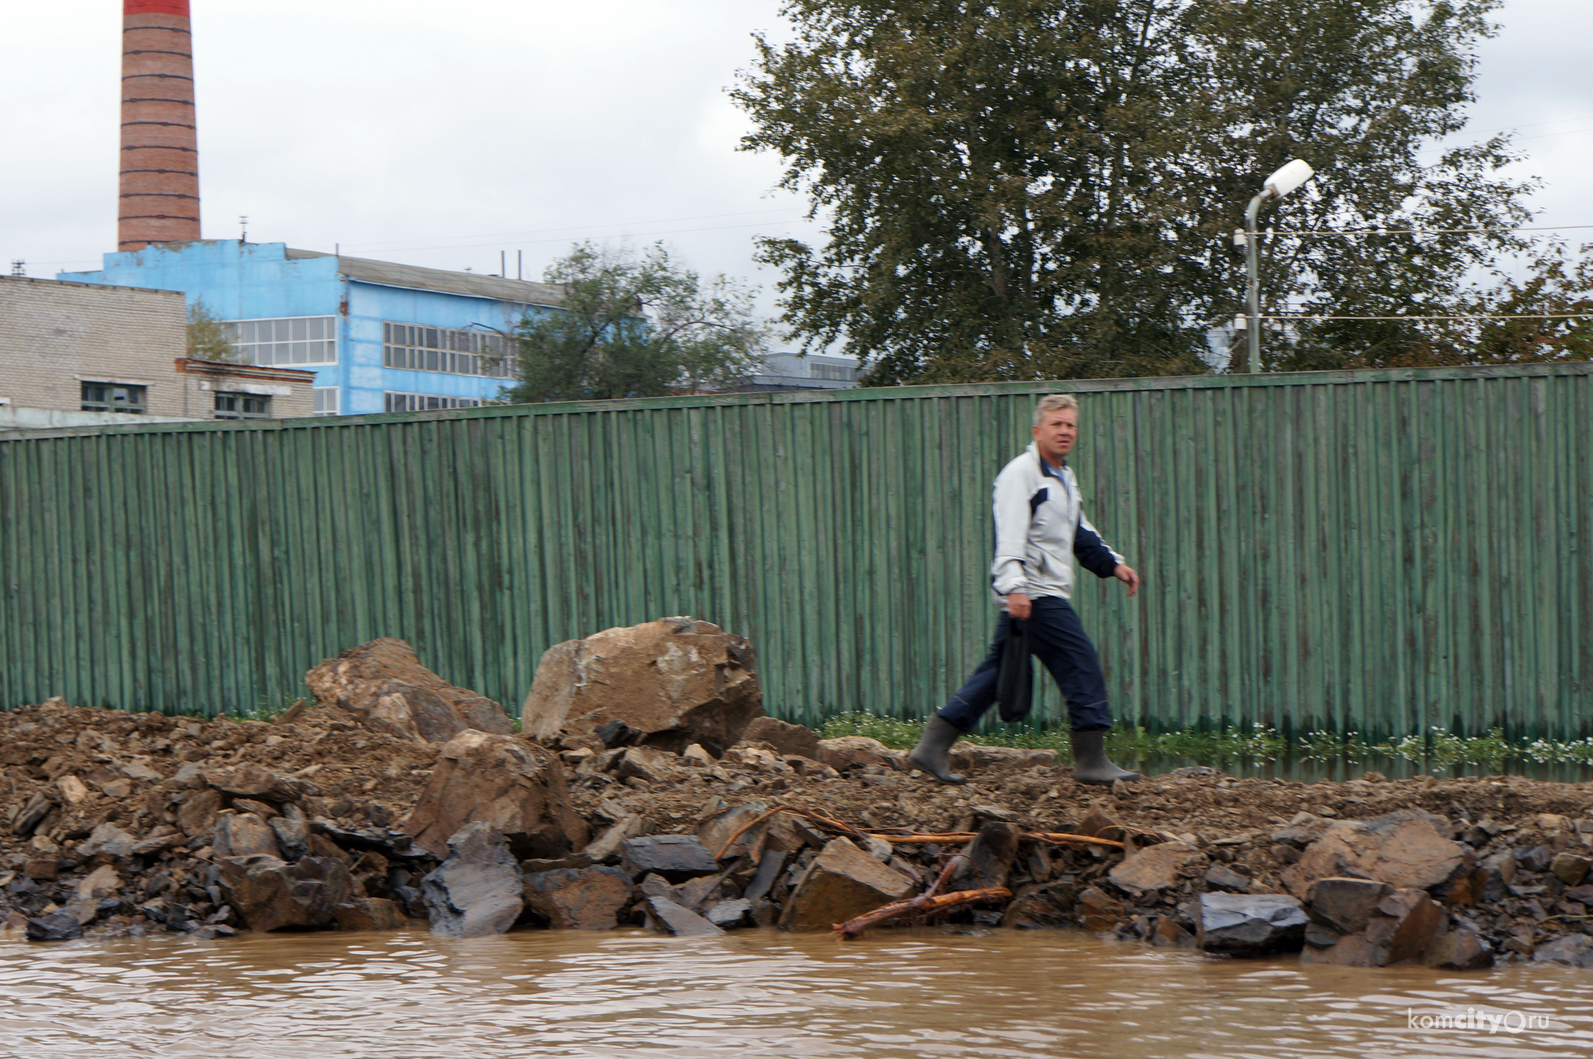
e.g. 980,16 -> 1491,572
1424,927 -> 1494,970
1004,879 -> 1080,929
204,765 -> 311,803
619,835 -> 720,882
1300,884 -> 1445,967
1531,934 -> 1593,968
421,823 -> 524,938
780,837 -> 915,932
1280,810 -> 1470,899
403,730 -> 587,860
739,718 -> 821,760
306,637 -> 515,744
1197,893 -> 1307,956
217,854 -> 355,932
521,617 -> 762,754
815,737 -> 903,772
954,821 -> 1022,891
645,895 -> 724,937
522,866 -> 632,930
212,811 -> 283,859
1109,841 -> 1207,897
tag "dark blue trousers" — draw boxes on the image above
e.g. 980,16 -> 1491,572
938,596 -> 1112,732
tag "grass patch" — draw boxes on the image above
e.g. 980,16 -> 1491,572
815,713 -> 1593,768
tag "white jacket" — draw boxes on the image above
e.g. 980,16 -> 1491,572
990,442 -> 1124,602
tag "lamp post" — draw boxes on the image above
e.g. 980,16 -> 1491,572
1240,158 -> 1314,373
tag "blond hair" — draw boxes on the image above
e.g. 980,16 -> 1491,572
1033,393 -> 1079,426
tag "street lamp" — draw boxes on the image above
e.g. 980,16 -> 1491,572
1237,158 -> 1314,373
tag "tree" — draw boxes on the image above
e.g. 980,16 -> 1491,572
186,299 -> 242,362
501,242 -> 768,403
732,0 -> 1540,382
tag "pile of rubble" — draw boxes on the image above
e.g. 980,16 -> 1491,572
3,619 -> 1592,972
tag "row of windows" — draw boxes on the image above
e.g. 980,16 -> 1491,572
226,316 -> 339,366
384,392 -> 483,413
81,382 -> 146,414
79,382 -> 270,419
382,322 -> 513,378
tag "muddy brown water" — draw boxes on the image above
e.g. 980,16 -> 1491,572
2,928 -> 1588,1058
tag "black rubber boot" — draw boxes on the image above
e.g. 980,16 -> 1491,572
1069,729 -> 1141,785
907,716 -> 968,785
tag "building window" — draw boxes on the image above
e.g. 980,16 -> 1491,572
81,382 -> 146,414
312,388 -> 339,416
811,362 -> 856,381
214,392 -> 271,419
226,316 -> 338,366
384,391 -> 483,413
383,322 -> 514,378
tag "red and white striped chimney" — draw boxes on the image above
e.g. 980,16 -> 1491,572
118,0 -> 201,251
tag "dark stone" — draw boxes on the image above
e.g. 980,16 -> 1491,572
596,719 -> 642,748
1204,865 -> 1251,892
1425,927 -> 1494,970
704,898 -> 753,929
1519,845 -> 1555,873
521,866 -> 632,930
216,854 -> 354,931
1532,933 -> 1593,968
420,822 -> 523,938
1003,878 -> 1080,929
1306,877 -> 1392,935
25,911 -> 83,942
1197,893 -> 1307,955
956,821 -> 1021,891
1076,886 -> 1126,933
639,873 -> 677,901
645,895 -> 725,936
620,835 -> 719,882
744,849 -> 793,904
1550,853 -> 1591,887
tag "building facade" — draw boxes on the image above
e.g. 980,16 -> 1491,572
740,352 -> 860,392
0,274 -> 313,431
60,241 -> 561,416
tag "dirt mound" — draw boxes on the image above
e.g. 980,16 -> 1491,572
3,700 -> 1591,968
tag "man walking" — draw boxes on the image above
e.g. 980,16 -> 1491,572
908,394 -> 1142,785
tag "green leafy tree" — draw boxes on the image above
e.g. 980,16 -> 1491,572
733,0 -> 1540,382
502,242 -> 767,402
186,299 -> 242,362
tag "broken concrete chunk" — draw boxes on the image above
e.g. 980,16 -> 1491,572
522,866 -> 632,930
779,837 -> 914,933
521,617 -> 762,755
1197,893 -> 1307,956
620,835 -> 719,882
204,765 -> 310,803
306,637 -> 515,744
704,898 -> 753,929
420,822 -> 524,938
1204,864 -> 1251,892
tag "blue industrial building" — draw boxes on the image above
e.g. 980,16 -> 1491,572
60,241 -> 562,416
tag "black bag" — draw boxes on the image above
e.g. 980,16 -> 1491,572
995,618 -> 1033,723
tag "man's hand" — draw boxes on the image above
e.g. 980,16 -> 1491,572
1005,591 -> 1032,620
1113,565 -> 1141,597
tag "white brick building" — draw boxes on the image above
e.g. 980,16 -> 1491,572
0,276 -> 313,431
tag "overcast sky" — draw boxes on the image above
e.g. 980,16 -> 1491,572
3,0 -> 1590,338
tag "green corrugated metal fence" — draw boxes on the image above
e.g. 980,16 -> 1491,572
2,364 -> 1588,738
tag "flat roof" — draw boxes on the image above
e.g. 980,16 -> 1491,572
285,248 -> 564,307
